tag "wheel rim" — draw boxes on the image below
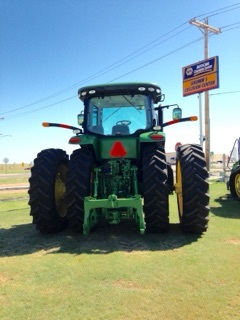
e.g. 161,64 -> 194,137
175,161 -> 183,217
55,163 -> 68,217
235,173 -> 240,197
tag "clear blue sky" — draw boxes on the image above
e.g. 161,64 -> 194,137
0,0 -> 240,164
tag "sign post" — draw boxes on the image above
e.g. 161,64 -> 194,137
3,158 -> 9,174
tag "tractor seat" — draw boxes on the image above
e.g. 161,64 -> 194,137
90,125 -> 104,134
112,125 -> 130,135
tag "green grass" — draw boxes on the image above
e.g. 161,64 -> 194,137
0,183 -> 239,320
0,163 -> 32,174
0,192 -> 29,201
0,173 -> 30,185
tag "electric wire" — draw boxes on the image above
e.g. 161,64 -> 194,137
2,2 -> 239,116
220,22 -> 240,32
108,36 -> 204,83
1,3 -> 240,119
194,3 -> 240,20
5,96 -> 76,120
3,24 -> 238,120
4,35 -> 205,120
210,90 -> 240,96
0,21 -> 190,116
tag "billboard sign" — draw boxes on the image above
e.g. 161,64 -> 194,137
182,56 -> 219,97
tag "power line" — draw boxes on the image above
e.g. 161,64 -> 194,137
69,23 -> 191,87
205,4 -> 240,19
220,21 -> 240,32
3,2 -> 239,116
2,4 -> 240,119
195,2 -> 240,20
0,21 -> 190,117
3,24 -> 239,120
210,90 -> 240,96
108,36 -> 204,83
3,35 -> 205,120
5,96 -> 76,120
80,25 -> 192,86
221,21 -> 240,29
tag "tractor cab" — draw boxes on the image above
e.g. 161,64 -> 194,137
77,83 -> 165,136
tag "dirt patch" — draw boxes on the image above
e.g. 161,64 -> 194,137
226,238 -> 240,245
0,273 -> 12,284
0,189 -> 28,195
112,279 -> 145,290
0,183 -> 29,195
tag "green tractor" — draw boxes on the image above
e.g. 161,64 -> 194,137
28,82 -> 209,234
227,137 -> 240,200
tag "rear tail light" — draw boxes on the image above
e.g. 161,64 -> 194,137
69,137 -> 81,144
150,134 -> 165,141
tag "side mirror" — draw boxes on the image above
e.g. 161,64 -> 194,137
78,111 -> 84,126
172,107 -> 182,120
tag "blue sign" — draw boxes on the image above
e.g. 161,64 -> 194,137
182,56 -> 219,97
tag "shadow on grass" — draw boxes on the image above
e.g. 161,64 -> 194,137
0,221 -> 202,257
211,193 -> 240,219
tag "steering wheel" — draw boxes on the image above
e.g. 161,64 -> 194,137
116,120 -> 131,126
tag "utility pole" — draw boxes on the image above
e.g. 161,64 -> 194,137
189,18 -> 221,171
198,93 -> 203,147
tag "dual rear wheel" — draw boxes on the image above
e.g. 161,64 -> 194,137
29,145 -> 209,234
28,148 -> 94,233
28,149 -> 68,233
175,144 -> 209,233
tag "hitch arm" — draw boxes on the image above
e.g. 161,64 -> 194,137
162,116 -> 198,128
42,122 -> 82,133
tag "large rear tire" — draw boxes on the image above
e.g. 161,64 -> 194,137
229,166 -> 240,199
28,148 -> 69,233
175,144 -> 209,233
66,148 -> 95,232
142,145 -> 169,233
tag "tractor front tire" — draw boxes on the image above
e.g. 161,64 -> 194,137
66,148 -> 95,232
142,145 -> 169,233
176,144 -> 209,233
28,148 -> 69,233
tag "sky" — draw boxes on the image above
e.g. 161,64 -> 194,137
0,0 -> 240,164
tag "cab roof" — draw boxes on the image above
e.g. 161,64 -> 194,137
78,82 -> 163,104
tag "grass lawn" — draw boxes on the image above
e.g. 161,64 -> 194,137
0,182 -> 239,320
0,172 -> 30,185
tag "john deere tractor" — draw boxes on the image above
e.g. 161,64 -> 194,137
227,137 -> 240,200
28,82 -> 209,234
